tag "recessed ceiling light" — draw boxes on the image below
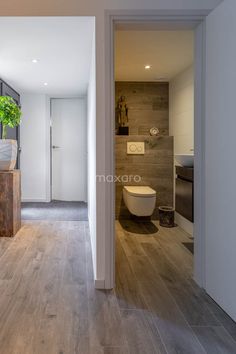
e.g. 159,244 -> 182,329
32,59 -> 38,63
145,65 -> 151,70
43,82 -> 48,86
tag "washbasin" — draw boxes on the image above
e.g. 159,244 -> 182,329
175,154 -> 194,167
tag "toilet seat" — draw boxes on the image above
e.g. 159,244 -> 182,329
123,186 -> 156,197
123,186 -> 157,217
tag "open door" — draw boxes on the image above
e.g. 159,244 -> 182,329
205,0 -> 236,321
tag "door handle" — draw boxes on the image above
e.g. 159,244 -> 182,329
52,145 -> 60,149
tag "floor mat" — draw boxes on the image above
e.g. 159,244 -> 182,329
21,200 -> 88,221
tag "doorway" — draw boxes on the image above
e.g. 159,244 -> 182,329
104,14 -> 206,291
51,98 -> 87,202
22,97 -> 88,221
101,15 -> 236,351
114,23 -> 197,308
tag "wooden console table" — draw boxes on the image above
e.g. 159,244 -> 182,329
0,170 -> 21,237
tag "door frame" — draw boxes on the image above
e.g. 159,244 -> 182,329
104,10 -> 208,289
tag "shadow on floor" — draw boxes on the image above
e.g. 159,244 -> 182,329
182,242 -> 194,254
21,200 -> 88,221
119,219 -> 158,234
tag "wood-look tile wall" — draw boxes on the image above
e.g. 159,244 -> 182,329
115,81 -> 169,135
115,136 -> 174,219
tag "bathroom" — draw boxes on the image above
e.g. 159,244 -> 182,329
115,26 -> 195,282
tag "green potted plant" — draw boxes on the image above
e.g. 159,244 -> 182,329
0,96 -> 22,170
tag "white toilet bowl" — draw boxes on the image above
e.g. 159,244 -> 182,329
123,186 -> 156,217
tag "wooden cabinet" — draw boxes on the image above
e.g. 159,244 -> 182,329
0,79 -> 21,168
0,170 -> 21,237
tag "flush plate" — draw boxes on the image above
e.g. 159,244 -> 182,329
127,142 -> 145,154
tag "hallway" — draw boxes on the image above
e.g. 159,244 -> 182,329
0,220 -> 235,353
21,201 -> 88,221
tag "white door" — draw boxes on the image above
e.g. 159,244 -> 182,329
205,0 -> 236,321
51,98 -> 87,201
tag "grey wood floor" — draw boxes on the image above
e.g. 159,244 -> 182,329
21,201 -> 88,221
0,220 -> 235,353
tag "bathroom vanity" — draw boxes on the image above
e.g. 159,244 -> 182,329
175,166 -> 194,222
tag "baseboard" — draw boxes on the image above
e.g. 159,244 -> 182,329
21,199 -> 51,203
175,212 -> 193,236
94,279 -> 105,289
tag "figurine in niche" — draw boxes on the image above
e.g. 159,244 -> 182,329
117,95 -> 129,126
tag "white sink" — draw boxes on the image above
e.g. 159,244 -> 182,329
175,154 -> 194,167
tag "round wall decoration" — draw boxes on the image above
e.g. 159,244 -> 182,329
150,127 -> 159,136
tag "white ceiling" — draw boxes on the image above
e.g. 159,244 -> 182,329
115,30 -> 194,81
0,17 -> 94,96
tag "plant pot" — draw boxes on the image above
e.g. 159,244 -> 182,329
0,139 -> 18,170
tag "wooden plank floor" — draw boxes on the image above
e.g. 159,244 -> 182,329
0,220 -> 236,353
116,220 -> 236,354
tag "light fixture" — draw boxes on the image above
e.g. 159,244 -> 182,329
43,82 -> 48,86
32,59 -> 38,63
145,65 -> 151,70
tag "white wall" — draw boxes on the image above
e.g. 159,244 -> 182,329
205,0 -> 236,321
87,25 -> 97,282
169,66 -> 194,235
169,66 -> 194,155
20,94 -> 50,202
3,0 -> 222,287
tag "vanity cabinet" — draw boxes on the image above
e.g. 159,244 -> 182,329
175,166 -> 194,222
0,79 -> 21,168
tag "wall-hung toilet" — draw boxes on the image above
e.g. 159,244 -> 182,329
123,186 -> 156,217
